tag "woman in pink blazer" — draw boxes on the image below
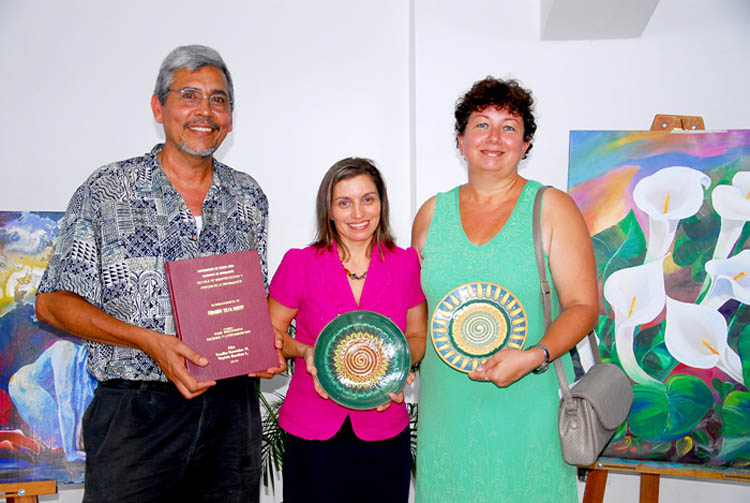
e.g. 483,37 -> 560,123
268,158 -> 427,503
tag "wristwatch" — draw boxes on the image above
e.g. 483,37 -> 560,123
529,344 -> 550,374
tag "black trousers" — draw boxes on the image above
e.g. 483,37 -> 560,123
283,417 -> 411,503
82,376 -> 261,503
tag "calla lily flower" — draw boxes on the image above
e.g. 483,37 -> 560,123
711,172 -> 750,259
664,296 -> 743,384
633,166 -> 710,262
701,249 -> 750,309
603,257 -> 667,387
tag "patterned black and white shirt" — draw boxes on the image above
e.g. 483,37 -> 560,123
38,144 -> 269,382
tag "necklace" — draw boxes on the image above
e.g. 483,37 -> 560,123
344,267 -> 367,280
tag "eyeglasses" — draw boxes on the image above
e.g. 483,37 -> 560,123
167,88 -> 232,112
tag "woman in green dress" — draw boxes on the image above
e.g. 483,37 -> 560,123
411,77 -> 598,502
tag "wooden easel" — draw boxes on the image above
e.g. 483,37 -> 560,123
581,458 -> 750,503
0,481 -> 56,502
650,114 -> 705,131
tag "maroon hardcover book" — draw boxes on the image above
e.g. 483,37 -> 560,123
164,250 -> 278,381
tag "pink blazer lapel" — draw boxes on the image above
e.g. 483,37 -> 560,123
321,242 -> 357,313
358,243 -> 391,310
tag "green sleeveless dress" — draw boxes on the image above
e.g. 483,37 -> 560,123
415,181 -> 576,503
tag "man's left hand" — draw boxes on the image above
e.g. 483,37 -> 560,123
141,329 -> 216,399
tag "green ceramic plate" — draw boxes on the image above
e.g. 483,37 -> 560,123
314,310 -> 411,410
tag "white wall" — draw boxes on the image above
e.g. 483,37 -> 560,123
2,0 -> 750,501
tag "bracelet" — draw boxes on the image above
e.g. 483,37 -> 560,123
529,344 -> 550,374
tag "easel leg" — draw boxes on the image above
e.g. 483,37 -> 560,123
0,481 -> 55,502
582,469 -> 608,503
639,473 -> 660,503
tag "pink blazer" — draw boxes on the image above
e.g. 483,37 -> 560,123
269,242 -> 425,441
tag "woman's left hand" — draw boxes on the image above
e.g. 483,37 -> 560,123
375,372 -> 415,412
468,348 -> 541,387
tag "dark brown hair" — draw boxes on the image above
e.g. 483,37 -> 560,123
454,77 -> 537,159
311,157 -> 396,261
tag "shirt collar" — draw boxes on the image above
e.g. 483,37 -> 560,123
136,143 -> 226,198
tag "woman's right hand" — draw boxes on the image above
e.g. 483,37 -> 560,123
302,345 -> 329,400
269,296 -> 329,399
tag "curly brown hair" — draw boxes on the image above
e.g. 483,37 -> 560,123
454,77 -> 537,159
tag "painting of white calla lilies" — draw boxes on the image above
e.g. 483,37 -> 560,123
633,166 -> 710,261
569,129 -> 750,467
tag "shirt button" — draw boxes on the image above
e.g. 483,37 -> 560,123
191,234 -> 198,241
181,203 -> 188,210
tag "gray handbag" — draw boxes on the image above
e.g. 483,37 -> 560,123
532,186 -> 633,466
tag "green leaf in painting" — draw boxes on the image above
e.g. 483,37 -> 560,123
651,441 -> 673,454
591,210 -> 647,296
691,429 -> 710,448
711,377 -> 723,393
673,228 -> 714,284
610,420 -> 628,444
633,322 -> 676,381
675,436 -> 693,456
628,385 -> 669,440
641,345 -> 678,381
718,391 -> 750,461
721,381 -> 736,401
728,303 -> 750,350
597,315 -> 617,363
734,313 -> 750,388
628,375 -> 713,442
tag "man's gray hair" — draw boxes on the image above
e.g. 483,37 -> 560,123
154,45 -> 235,111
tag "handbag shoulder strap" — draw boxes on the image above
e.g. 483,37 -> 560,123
531,186 -> 601,399
532,186 -> 552,332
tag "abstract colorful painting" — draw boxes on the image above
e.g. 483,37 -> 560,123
568,130 -> 750,469
0,211 -> 96,483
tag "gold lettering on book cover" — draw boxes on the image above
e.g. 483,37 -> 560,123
196,263 -> 245,290
215,344 -> 251,363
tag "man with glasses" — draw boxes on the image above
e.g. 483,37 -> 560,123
35,45 -> 283,503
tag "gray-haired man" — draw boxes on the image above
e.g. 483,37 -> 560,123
36,45 -> 284,503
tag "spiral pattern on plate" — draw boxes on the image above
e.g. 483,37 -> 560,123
459,311 -> 497,345
452,303 -> 507,355
332,331 -> 389,388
